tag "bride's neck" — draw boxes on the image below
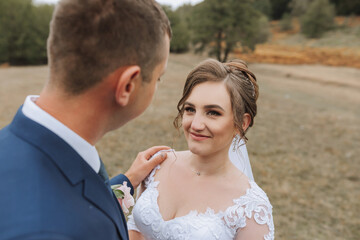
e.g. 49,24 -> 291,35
188,149 -> 231,176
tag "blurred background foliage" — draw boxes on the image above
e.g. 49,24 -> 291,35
0,0 -> 359,65
301,0 -> 335,38
0,0 -> 53,65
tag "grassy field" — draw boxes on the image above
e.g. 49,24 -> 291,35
0,53 -> 359,239
236,17 -> 360,69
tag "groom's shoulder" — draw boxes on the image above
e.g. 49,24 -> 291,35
0,124 -> 13,141
0,124 -> 47,166
0,121 -> 27,145
0,125 -> 60,194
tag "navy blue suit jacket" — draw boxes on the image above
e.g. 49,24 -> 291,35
0,107 -> 133,240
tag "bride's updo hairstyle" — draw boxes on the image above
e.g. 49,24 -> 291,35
174,58 -> 259,142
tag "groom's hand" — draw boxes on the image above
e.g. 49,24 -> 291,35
125,146 -> 170,188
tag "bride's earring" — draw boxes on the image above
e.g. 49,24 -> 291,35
232,135 -> 239,152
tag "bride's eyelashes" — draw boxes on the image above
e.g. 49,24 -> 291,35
184,106 -> 195,113
207,110 -> 221,116
184,106 -> 221,117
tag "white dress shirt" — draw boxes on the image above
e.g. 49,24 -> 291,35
22,95 -> 101,173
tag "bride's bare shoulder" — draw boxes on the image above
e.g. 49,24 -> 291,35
157,150 -> 189,172
159,149 -> 186,165
225,166 -> 253,196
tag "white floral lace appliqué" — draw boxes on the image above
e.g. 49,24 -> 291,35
128,165 -> 275,240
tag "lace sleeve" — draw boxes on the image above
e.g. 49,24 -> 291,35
143,164 -> 161,188
127,164 -> 161,232
127,213 -> 140,232
223,181 -> 275,240
235,213 -> 274,240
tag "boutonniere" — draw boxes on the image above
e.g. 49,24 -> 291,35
111,181 -> 135,214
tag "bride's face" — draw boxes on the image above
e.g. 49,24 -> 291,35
182,81 -> 237,156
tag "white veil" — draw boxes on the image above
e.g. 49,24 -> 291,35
228,136 -> 254,181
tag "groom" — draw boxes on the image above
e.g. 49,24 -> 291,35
0,0 -> 171,239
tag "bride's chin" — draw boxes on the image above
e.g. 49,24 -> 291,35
188,145 -> 209,157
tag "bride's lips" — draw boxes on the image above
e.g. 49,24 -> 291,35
189,132 -> 210,141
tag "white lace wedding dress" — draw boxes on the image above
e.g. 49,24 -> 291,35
128,165 -> 275,240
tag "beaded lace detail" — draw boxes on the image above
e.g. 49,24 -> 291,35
128,165 -> 275,240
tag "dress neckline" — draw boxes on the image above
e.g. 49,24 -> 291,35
146,164 -> 256,223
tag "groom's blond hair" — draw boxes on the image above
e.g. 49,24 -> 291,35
47,0 -> 171,94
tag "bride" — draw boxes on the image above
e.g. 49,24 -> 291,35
128,59 -> 274,239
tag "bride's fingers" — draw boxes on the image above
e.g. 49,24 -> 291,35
143,145 -> 171,160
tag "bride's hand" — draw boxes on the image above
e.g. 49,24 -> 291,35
125,146 -> 170,188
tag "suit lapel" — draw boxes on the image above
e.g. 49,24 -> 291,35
9,107 -> 128,240
83,177 -> 128,239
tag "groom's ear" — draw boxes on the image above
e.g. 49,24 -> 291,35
115,66 -> 141,107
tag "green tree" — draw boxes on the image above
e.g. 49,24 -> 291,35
191,0 -> 269,62
252,0 -> 272,18
0,0 -> 33,64
31,4 -> 54,63
279,12 -> 293,31
0,0 -> 53,65
269,0 -> 291,20
288,0 -> 311,17
301,0 -> 335,38
162,5 -> 190,53
176,4 -> 194,29
330,0 -> 360,15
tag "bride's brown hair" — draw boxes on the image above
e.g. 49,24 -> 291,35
173,58 -> 259,142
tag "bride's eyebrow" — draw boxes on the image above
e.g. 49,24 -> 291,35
184,102 -> 225,112
204,104 -> 225,112
184,102 -> 194,107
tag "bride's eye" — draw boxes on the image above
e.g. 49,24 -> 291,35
208,110 -> 221,116
184,106 -> 195,113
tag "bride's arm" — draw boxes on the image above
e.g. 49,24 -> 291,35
234,199 -> 274,240
127,183 -> 146,239
127,159 -> 161,239
127,150 -> 171,239
235,216 -> 270,240
129,230 -> 145,240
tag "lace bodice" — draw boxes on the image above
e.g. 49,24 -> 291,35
128,165 -> 274,240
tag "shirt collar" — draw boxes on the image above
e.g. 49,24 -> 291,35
22,95 -> 101,173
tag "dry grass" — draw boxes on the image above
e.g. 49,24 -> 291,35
235,44 -> 360,68
0,53 -> 359,239
235,17 -> 360,69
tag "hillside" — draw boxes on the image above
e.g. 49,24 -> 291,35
234,17 -> 360,68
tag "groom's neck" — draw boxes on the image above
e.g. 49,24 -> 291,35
36,86 -> 112,145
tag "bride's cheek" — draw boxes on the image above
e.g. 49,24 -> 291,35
182,117 -> 191,130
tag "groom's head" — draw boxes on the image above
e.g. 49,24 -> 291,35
47,0 -> 171,95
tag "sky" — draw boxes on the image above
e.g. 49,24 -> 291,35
34,0 -> 203,9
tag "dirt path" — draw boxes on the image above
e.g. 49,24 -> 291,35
247,62 -> 360,239
252,63 -> 360,117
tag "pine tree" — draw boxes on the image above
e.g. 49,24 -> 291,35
301,0 -> 335,38
191,0 -> 269,62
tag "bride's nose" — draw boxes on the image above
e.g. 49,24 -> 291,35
190,113 -> 205,131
